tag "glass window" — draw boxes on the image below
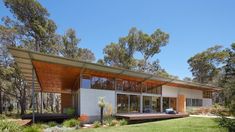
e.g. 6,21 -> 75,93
81,75 -> 91,88
163,97 -> 169,112
116,80 -> 123,91
143,83 -> 162,94
130,95 -> 140,113
186,98 -> 192,106
91,76 -> 114,90
122,80 -> 141,93
117,94 -> 129,113
203,91 -> 212,98
186,98 -> 202,107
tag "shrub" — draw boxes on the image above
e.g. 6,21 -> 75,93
80,114 -> 89,123
23,124 -> 42,132
0,114 -> 7,120
104,116 -> 114,126
110,119 -> 119,126
93,121 -> 101,128
65,108 -> 75,116
48,121 -> 57,127
119,119 -> 128,126
218,117 -> 235,132
63,119 -> 80,127
0,120 -> 22,132
211,105 -> 231,116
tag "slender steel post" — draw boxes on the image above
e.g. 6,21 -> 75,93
40,91 -> 43,114
32,69 -> 35,123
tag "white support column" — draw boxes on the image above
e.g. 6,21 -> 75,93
114,78 -> 117,114
140,95 -> 143,113
31,69 -> 35,123
40,91 -> 43,114
160,96 -> 163,113
140,82 -> 143,113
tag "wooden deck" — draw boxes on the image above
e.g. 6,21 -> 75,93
116,113 -> 189,121
21,113 -> 73,123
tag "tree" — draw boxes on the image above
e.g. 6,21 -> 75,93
188,45 -> 228,84
101,27 -> 169,72
4,0 -> 58,53
136,29 -> 169,70
183,77 -> 192,82
103,42 -> 132,68
221,43 -> 235,114
61,28 -> 80,58
61,28 -> 95,61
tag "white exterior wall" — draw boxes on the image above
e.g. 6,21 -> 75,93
203,98 -> 212,107
162,85 -> 203,99
162,85 -> 213,107
80,88 -> 115,116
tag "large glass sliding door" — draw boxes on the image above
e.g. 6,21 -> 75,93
130,95 -> 140,113
163,97 -> 177,112
117,94 -> 129,113
117,94 -> 140,113
143,96 -> 160,113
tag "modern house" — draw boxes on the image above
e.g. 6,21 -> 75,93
9,47 -> 219,121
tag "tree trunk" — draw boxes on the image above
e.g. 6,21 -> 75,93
0,89 -> 2,114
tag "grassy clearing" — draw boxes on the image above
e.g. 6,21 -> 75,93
78,117 -> 227,132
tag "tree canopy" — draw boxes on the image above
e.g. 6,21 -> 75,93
101,27 -> 173,77
188,45 -> 229,84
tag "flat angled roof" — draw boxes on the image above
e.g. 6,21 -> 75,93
8,47 -> 221,93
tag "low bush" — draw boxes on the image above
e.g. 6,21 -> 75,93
63,119 -> 80,127
65,108 -> 75,116
23,124 -> 42,132
93,121 -> 101,128
104,116 -> 114,126
0,120 -> 22,132
0,114 -> 7,120
110,119 -> 119,126
119,119 -> 128,126
218,116 -> 235,132
211,105 -> 231,116
48,121 -> 57,127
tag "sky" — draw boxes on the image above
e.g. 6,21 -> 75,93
0,0 -> 234,79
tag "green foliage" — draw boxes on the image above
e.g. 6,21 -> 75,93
23,124 -> 42,132
61,28 -> 95,61
102,27 -> 169,72
0,120 -> 22,132
48,121 -> 57,127
93,121 -> 101,128
104,116 -> 114,126
119,119 -> 128,126
188,45 -> 229,84
218,117 -> 235,132
65,108 -> 75,116
0,114 -> 7,120
110,119 -> 119,126
63,119 -> 80,127
4,0 -> 58,53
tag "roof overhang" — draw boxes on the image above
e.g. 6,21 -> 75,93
8,47 -> 221,93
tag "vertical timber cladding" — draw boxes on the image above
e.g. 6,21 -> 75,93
61,93 -> 73,113
177,95 -> 186,113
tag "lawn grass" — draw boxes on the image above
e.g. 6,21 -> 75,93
78,117 -> 227,132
